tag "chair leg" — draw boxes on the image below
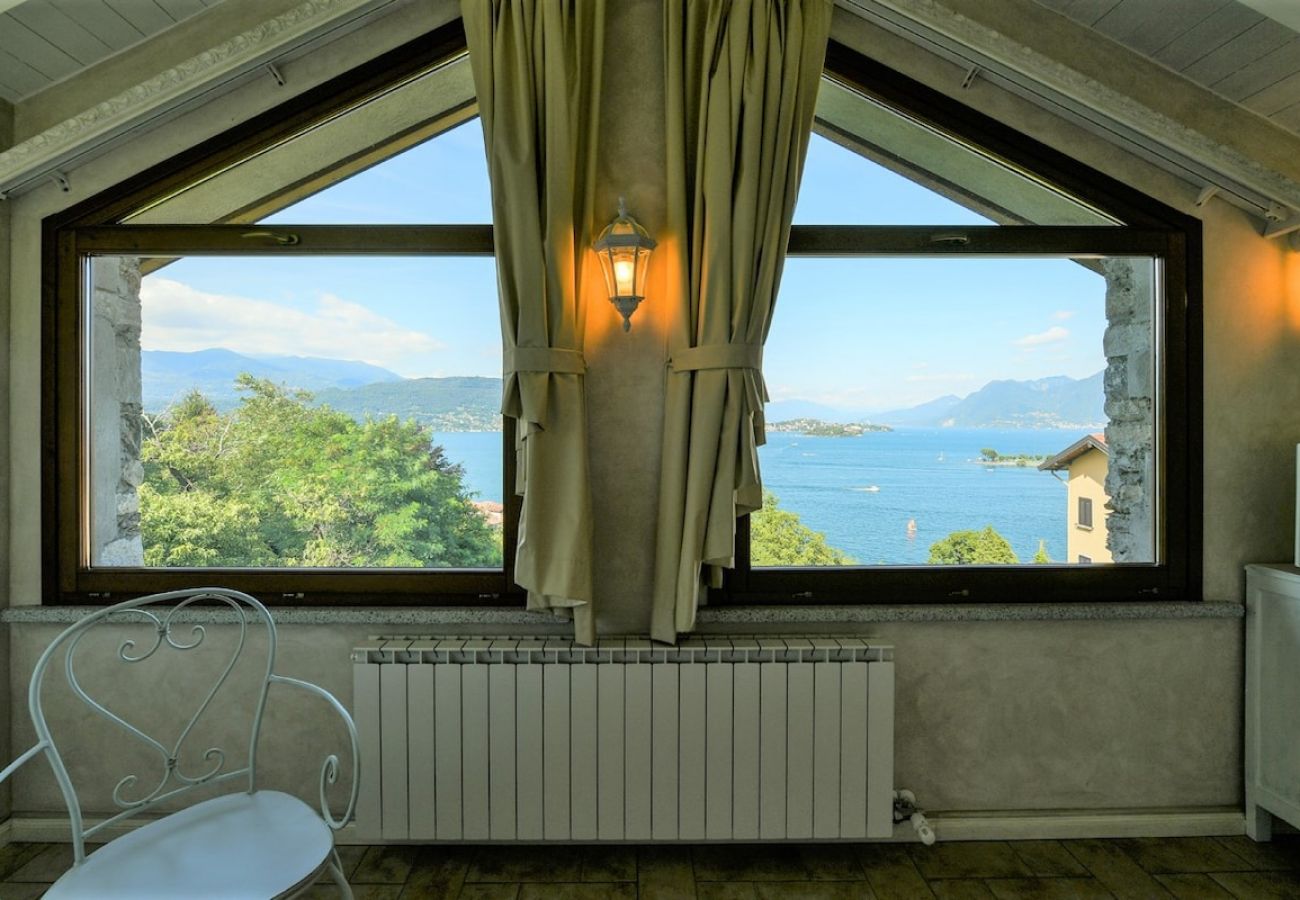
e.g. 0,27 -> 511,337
328,848 -> 354,900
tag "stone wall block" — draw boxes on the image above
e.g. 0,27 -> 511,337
1103,322 -> 1146,358
1127,349 -> 1152,398
100,536 -> 144,567
117,492 -> 139,517
123,459 -> 144,488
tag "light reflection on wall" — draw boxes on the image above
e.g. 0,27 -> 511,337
1286,242 -> 1300,334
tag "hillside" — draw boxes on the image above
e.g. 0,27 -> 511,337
314,376 -> 502,431
874,393 -> 962,427
940,371 -> 1103,429
142,349 -> 401,412
141,350 -> 501,431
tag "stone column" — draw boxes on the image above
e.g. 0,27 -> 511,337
1101,258 -> 1155,562
89,256 -> 145,566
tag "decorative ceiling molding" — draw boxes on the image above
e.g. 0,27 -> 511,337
0,0 -> 399,199
841,0 -> 1300,234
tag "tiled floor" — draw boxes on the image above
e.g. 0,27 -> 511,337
1,835 -> 1298,898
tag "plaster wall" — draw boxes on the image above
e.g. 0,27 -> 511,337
0,141 -> 11,822
1,2 -> 1288,823
0,623 -> 8,821
585,0 -> 670,634
6,615 -> 1240,819
1202,199 -> 1300,600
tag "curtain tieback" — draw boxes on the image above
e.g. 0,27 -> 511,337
504,347 -> 587,375
669,343 -> 763,372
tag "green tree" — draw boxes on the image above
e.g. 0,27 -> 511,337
750,491 -> 855,566
1033,539 -> 1052,564
141,376 -> 502,569
927,525 -> 1019,564
980,447 -> 999,461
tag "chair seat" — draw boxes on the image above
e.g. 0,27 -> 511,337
45,790 -> 334,900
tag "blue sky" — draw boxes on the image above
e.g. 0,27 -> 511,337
137,115 -> 1118,410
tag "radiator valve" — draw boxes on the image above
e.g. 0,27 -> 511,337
893,789 -> 935,845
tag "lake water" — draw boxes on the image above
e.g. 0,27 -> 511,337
433,431 -> 505,505
758,428 -> 1078,565
436,426 -> 1081,564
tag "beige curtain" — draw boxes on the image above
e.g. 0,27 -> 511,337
463,0 -> 605,644
652,0 -> 831,643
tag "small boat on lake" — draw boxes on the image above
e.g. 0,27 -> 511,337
853,485 -> 881,493
906,518 -> 917,539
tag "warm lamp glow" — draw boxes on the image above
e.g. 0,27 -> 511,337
613,258 -> 636,294
594,197 -> 656,332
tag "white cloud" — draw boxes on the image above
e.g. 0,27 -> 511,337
140,278 -> 445,373
1053,310 -> 1076,321
1014,326 -> 1069,348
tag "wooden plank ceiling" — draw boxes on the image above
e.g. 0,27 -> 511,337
0,0 -> 223,103
1035,0 -> 1300,135
3,0 -> 1300,144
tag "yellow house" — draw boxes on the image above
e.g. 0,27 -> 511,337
1039,433 -> 1112,564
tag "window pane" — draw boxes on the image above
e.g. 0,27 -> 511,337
756,256 -> 1156,567
86,254 -> 504,570
804,79 -> 1117,226
122,57 -> 484,225
260,118 -> 491,225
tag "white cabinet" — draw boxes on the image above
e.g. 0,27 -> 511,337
1245,564 -> 1300,840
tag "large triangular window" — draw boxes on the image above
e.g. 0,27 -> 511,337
51,29 -> 521,603
728,55 -> 1194,604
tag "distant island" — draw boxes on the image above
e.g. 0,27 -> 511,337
977,448 -> 1048,467
769,418 -> 892,437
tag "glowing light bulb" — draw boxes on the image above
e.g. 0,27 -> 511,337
613,258 -> 635,294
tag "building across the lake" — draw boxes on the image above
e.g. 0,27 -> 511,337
1039,433 -> 1112,564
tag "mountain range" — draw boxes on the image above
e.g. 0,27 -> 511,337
143,349 -> 1103,431
768,370 -> 1105,430
141,349 -> 501,431
142,349 -> 402,412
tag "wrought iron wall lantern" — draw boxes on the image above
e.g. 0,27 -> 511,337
594,197 -> 656,331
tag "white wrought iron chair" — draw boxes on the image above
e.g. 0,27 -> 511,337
0,588 -> 359,899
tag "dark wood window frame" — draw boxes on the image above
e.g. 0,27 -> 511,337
719,42 -> 1202,606
42,21 -> 525,606
41,26 -> 1201,609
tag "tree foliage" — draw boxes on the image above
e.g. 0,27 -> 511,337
1033,539 -> 1052,564
927,525 -> 1019,565
750,491 -> 855,566
140,375 -> 502,568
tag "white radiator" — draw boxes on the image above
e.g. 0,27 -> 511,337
351,636 -> 895,842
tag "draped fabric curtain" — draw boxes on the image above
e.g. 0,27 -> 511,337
652,0 -> 831,643
463,0 -> 605,645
